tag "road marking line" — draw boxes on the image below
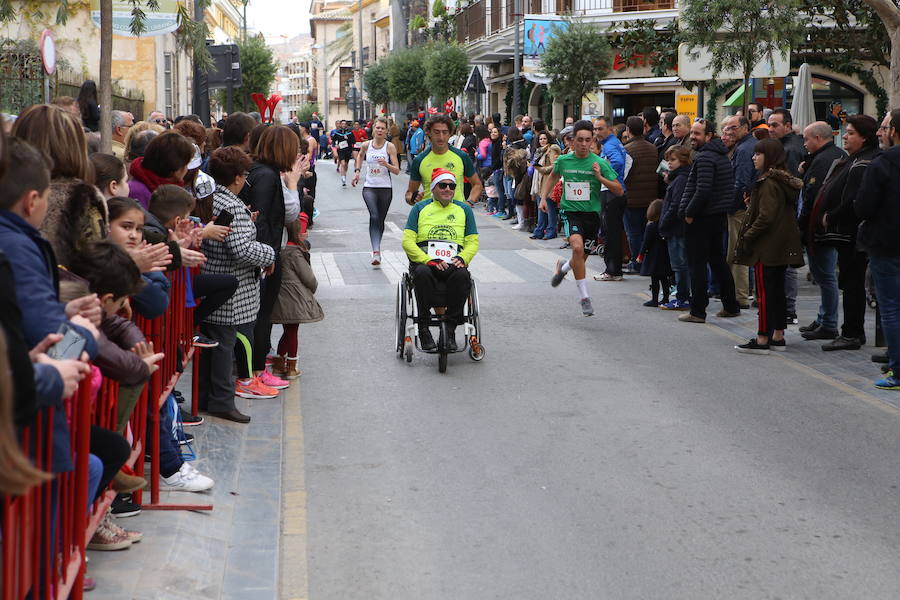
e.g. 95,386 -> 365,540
468,253 -> 524,283
280,384 -> 309,599
309,253 -> 329,284
385,221 -> 402,238
380,251 -> 408,284
320,252 -> 346,287
515,248 -> 605,280
704,324 -> 900,416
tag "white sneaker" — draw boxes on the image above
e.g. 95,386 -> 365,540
161,462 -> 214,492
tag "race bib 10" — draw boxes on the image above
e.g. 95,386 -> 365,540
427,240 -> 459,262
565,181 -> 591,201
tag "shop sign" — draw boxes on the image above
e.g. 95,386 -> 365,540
91,0 -> 180,37
676,94 -> 698,121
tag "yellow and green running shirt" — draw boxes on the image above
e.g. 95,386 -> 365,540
552,152 -> 619,213
410,146 -> 476,202
403,199 -> 479,265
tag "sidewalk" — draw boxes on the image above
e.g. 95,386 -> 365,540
85,369 -> 303,600
649,265 -> 900,413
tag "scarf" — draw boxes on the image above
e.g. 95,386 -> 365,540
129,156 -> 183,193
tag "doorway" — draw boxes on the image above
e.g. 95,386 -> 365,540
610,92 -> 676,125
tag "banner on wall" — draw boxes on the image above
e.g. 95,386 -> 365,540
91,0 -> 180,37
522,15 -> 568,84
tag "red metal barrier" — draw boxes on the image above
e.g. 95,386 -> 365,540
1,267 -> 210,599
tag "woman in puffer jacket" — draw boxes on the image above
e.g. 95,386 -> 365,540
732,138 -> 804,355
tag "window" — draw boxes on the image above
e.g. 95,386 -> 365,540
339,66 -> 354,99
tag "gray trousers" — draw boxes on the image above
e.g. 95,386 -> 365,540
785,266 -> 799,315
199,321 -> 254,413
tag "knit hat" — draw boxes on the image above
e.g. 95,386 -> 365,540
430,168 -> 456,191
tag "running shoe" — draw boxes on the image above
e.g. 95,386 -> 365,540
769,339 -> 787,352
874,375 -> 900,390
642,299 -> 658,307
659,299 -> 690,311
550,259 -> 567,287
593,273 -> 623,282
735,339 -> 770,354
372,251 -> 381,266
259,371 -> 289,390
235,378 -> 278,399
580,297 -> 594,317
313,207 -> 320,219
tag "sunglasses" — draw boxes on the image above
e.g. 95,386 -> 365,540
436,182 -> 457,190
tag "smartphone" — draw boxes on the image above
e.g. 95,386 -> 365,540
214,209 -> 234,227
47,323 -> 87,361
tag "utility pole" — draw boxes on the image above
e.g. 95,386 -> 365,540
512,0 -> 521,118
242,0 -> 249,43
193,0 -> 210,125
357,0 -> 365,121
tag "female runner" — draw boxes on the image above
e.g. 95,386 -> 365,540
352,117 -> 400,266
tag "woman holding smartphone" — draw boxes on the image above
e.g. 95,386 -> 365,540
352,117 -> 400,266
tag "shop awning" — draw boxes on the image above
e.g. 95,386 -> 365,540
723,84 -> 746,107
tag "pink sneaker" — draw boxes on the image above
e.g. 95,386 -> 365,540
259,371 -> 289,389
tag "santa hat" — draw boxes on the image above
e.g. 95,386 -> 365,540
430,168 -> 457,191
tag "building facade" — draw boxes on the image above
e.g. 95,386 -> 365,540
271,34 -> 317,122
310,0 -> 355,125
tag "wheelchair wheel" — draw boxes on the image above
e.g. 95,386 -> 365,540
467,281 -> 485,361
395,279 -> 406,356
438,320 -> 449,373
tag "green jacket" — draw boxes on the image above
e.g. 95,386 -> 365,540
733,169 -> 805,268
403,199 -> 479,265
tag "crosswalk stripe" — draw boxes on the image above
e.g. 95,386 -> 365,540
385,221 -> 402,238
515,248 -> 605,280
380,251 -> 408,284
320,252 -> 346,287
468,252 -> 524,283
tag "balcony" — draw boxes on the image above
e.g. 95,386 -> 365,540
457,0 -> 677,44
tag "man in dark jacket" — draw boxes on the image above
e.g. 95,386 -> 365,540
726,116 -> 756,309
677,120 -> 741,322
797,121 -> 848,341
855,109 -> 900,388
623,116 -> 660,273
768,108 -> 805,177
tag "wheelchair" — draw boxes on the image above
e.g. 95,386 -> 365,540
394,271 -> 485,373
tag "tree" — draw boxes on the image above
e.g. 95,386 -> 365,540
364,59 -> 391,107
540,19 -> 613,116
680,0 -> 805,115
423,42 -> 468,105
327,22 -> 353,72
297,103 -> 320,123
228,34 -> 278,113
862,0 -> 900,109
0,0 -> 211,153
385,46 -> 429,105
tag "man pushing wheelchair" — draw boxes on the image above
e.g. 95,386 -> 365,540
402,168 -> 479,351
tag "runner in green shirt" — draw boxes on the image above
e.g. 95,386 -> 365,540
539,120 -> 623,316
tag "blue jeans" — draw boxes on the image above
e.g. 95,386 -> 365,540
807,245 -> 839,330
492,170 -> 508,214
667,236 -> 690,301
869,254 -> 900,374
623,206 -> 646,269
503,175 -> 515,212
148,393 -> 183,478
534,197 -> 547,236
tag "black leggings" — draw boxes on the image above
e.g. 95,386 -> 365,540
362,187 -> 393,251
411,263 -> 472,326
193,273 -> 238,326
252,257 -> 283,372
90,425 -> 131,502
754,263 -> 787,337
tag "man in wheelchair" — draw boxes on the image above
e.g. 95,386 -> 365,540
402,168 -> 479,351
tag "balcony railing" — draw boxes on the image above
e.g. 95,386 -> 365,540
457,0 -> 676,43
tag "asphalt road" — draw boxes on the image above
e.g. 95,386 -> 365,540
297,159 -> 900,599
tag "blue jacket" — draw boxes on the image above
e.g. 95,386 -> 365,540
132,271 -> 171,320
0,211 -> 100,473
730,133 -> 757,213
407,128 -> 425,155
600,134 -> 628,194
678,137 -> 735,219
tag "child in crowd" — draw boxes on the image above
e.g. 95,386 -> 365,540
144,184 -> 206,270
658,144 -> 692,311
199,146 -> 277,423
636,199 -> 672,307
482,167 -> 499,215
271,219 -> 324,379
65,240 -> 156,550
91,152 -> 130,200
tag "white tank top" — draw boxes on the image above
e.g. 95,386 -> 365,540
363,140 -> 392,188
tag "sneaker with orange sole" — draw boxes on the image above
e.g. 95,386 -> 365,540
259,371 -> 289,389
235,378 -> 278,399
